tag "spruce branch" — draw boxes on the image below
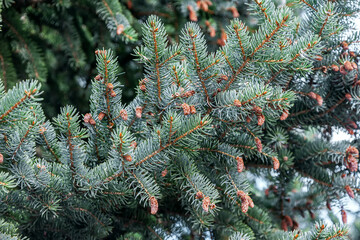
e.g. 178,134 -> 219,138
1,0 -> 360,237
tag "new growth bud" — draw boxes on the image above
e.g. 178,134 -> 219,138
135,106 -> 143,118
345,145 -> 359,172
187,5 -> 198,22
161,169 -> 168,177
110,90 -> 116,97
120,109 -> 128,121
89,118 -> 96,125
202,196 -> 210,212
95,74 -> 102,81
340,65 -> 348,75
130,141 -> 137,149
234,99 -> 242,107
150,196 -> 158,214
107,83 -> 114,90
257,114 -> 265,126
331,64 -> 339,72
255,137 -> 262,152
272,157 -> 280,170
84,113 -> 92,123
280,109 -> 289,120
236,156 -> 244,173
344,61 -> 353,71
341,209 -> 347,224
181,103 -> 191,115
307,92 -> 322,106
236,190 -> 254,213
98,112 -> 106,121
123,155 -> 132,162
196,191 -> 204,199
316,94 -> 323,106
345,93 -> 352,101
190,105 -> 196,114
227,6 -> 239,18
345,185 -> 355,198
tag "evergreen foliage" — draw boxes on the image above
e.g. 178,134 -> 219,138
1,0 -> 360,239
0,0 -> 290,117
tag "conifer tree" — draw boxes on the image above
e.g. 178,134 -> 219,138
1,0 -> 360,239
